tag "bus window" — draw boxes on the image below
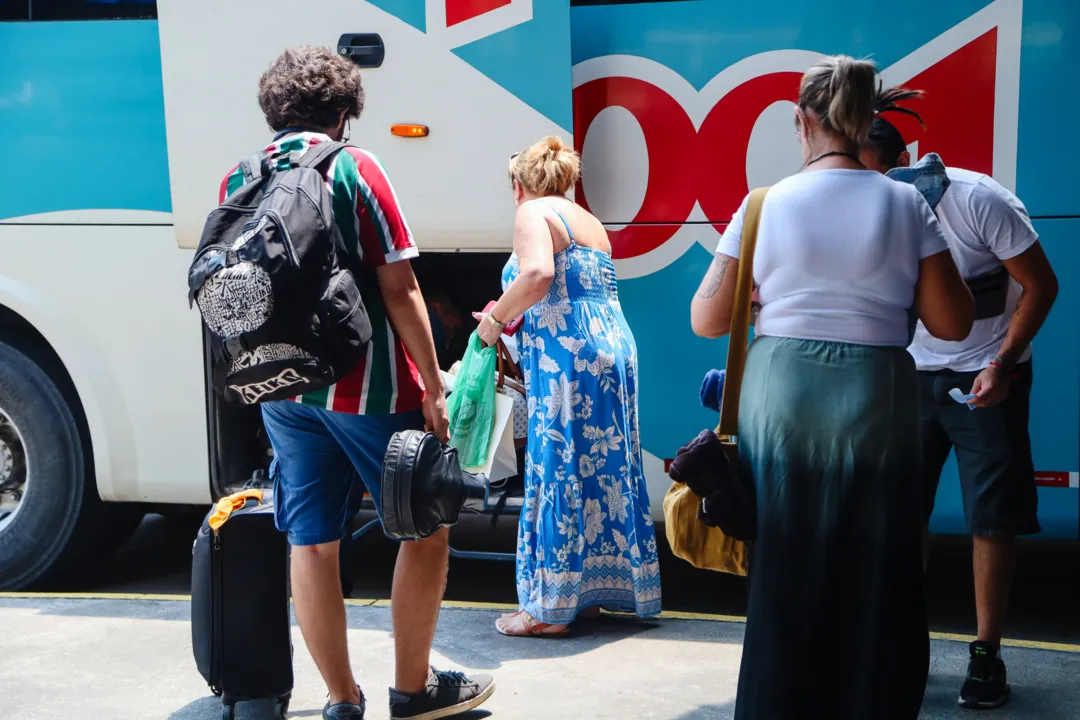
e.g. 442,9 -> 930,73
28,0 -> 156,21
0,0 -> 30,21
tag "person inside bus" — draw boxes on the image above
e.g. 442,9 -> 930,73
230,46 -> 495,720
425,289 -> 470,370
862,86 -> 1059,710
690,56 -> 974,719
475,136 -> 661,637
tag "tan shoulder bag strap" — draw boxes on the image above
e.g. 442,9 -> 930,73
717,186 -> 770,440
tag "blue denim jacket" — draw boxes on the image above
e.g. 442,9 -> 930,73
885,152 -> 950,209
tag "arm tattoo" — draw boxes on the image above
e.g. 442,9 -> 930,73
696,257 -> 731,299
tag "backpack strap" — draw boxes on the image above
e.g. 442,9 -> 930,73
240,153 -> 267,183
298,140 -> 346,170
267,139 -> 346,174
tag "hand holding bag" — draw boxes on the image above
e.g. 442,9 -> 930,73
662,186 -> 770,576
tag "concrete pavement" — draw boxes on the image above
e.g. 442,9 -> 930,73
1,596 -> 1078,719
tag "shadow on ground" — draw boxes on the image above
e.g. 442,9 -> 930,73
168,696 -> 492,720
0,598 -> 744,671
3,597 -> 1079,719
670,702 -> 737,719
44,513 -> 1080,648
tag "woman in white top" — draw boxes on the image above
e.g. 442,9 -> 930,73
691,56 -> 974,719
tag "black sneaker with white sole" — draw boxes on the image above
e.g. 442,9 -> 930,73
389,667 -> 495,720
959,641 -> 1011,709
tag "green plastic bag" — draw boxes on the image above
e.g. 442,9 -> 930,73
446,331 -> 497,467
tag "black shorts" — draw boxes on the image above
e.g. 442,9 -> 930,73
920,361 -> 1040,536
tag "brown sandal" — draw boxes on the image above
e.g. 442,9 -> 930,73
495,610 -> 570,638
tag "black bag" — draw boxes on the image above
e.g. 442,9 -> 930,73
380,430 -> 489,541
669,429 -> 756,542
191,493 -> 292,720
966,266 -> 1010,320
189,140 -> 373,406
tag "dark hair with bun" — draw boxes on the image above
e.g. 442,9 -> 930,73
866,86 -> 925,169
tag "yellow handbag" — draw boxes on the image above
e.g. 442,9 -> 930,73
663,186 -> 769,576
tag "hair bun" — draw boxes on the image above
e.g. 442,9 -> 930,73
799,54 -> 878,144
509,135 -> 581,196
542,135 -> 566,160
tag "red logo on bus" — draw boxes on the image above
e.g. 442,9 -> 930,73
446,0 -> 511,27
572,1 -> 1018,273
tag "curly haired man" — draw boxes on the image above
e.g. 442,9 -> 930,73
220,46 -> 495,720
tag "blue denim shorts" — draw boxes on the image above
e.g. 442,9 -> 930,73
261,400 -> 425,546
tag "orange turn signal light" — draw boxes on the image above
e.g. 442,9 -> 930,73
390,124 -> 429,138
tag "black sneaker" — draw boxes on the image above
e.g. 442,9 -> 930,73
959,641 -> 1011,709
324,687 -> 366,719
389,667 -> 496,720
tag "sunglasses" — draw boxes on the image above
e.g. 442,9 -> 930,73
508,151 -> 522,184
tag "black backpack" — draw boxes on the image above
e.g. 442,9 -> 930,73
188,140 -> 372,406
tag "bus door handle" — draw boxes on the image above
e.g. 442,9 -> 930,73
338,34 -> 385,68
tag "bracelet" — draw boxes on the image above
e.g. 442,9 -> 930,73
486,313 -> 505,330
989,360 -> 1006,370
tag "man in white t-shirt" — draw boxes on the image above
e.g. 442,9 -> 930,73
863,111 -> 1059,710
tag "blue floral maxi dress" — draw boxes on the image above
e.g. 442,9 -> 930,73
501,208 -> 661,624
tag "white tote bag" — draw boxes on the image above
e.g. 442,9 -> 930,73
440,371 -> 518,483
463,390 -> 517,482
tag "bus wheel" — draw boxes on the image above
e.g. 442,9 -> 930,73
0,342 -> 103,591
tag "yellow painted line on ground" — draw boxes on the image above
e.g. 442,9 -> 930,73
658,610 -> 747,623
347,599 -> 521,612
929,631 -> 1080,654
424,600 -> 519,612
3,592 -> 1078,653
0,591 -> 190,601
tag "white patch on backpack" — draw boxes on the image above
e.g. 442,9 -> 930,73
234,215 -> 269,249
196,261 -> 273,337
229,368 -> 310,404
230,343 -> 314,373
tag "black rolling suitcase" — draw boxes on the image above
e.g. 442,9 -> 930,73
191,491 -> 293,720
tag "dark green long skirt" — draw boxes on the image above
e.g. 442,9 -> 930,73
734,337 -> 929,720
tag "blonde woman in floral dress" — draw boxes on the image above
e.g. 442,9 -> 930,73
475,136 -> 661,637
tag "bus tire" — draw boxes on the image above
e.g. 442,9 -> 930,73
0,341 -> 105,591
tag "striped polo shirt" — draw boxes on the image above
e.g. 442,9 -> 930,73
220,131 -> 425,415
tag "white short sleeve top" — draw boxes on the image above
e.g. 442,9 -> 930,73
717,169 -> 950,347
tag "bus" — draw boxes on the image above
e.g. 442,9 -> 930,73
1,0 -> 1076,590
